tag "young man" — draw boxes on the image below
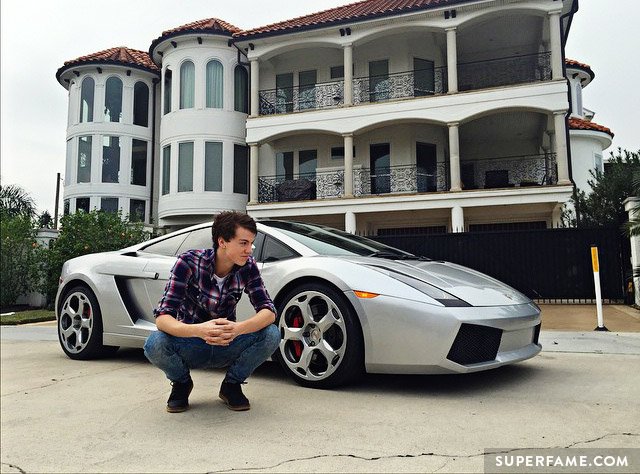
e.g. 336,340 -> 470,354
144,212 -> 280,412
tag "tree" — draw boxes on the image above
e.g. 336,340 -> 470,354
568,148 -> 640,228
42,210 -> 150,306
37,210 -> 53,229
0,184 -> 37,220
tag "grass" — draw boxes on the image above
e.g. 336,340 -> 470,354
0,309 -> 56,325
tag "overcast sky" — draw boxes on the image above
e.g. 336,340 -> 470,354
1,0 -> 638,214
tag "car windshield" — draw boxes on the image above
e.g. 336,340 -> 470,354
261,221 -> 416,258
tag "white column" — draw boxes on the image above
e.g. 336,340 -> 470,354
553,111 -> 571,185
345,211 -> 356,234
343,134 -> 354,197
250,59 -> 260,117
624,198 -> 640,306
548,11 -> 563,80
552,203 -> 563,228
249,143 -> 259,204
343,44 -> 353,106
448,122 -> 461,191
451,206 -> 464,233
446,28 -> 458,93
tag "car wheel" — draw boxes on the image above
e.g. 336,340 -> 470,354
275,282 -> 364,388
58,285 -> 118,360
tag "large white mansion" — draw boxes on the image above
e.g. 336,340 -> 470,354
56,0 -> 612,234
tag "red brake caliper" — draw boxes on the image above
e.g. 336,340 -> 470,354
291,313 -> 303,360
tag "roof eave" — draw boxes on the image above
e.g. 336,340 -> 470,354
149,29 -> 235,65
56,60 -> 159,88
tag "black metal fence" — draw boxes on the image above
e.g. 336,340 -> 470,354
369,227 -> 632,301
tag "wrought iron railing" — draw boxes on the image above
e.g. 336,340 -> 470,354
459,153 -> 557,190
457,52 -> 552,91
258,170 -> 348,203
354,163 -> 449,196
352,67 -> 448,104
259,80 -> 344,115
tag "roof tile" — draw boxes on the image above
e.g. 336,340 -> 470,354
63,47 -> 158,72
569,117 -> 614,138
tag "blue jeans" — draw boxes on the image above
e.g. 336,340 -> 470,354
144,324 -> 280,384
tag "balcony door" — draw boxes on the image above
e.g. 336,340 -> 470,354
276,73 -> 293,113
416,142 -> 437,192
299,149 -> 317,180
299,70 -> 317,110
369,60 -> 389,102
414,58 -> 435,97
370,143 -> 390,194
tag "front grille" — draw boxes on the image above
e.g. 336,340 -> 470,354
533,323 -> 541,345
446,323 -> 503,365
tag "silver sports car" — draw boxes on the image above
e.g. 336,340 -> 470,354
56,220 -> 541,388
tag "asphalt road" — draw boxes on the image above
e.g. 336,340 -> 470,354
1,326 -> 639,473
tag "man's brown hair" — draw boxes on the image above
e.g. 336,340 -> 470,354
211,211 -> 257,248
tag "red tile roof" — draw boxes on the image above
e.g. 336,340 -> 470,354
569,117 -> 614,138
59,47 -> 158,74
160,18 -> 241,37
565,58 -> 591,70
235,0 -> 468,39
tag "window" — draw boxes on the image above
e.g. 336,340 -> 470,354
299,149 -> 317,179
330,66 -> 344,80
65,139 -> 72,185
101,197 -> 118,213
76,197 -> 90,213
233,144 -> 249,194
414,58 -> 435,97
129,199 -> 146,222
331,146 -> 355,161
141,232 -> 189,256
104,77 -> 123,122
299,70 -> 317,110
261,236 -> 298,262
79,77 -> 94,122
276,73 -> 293,113
206,60 -> 223,108
77,136 -> 92,183
180,61 -> 195,109
163,68 -> 172,115
205,142 -> 223,191
276,152 -> 294,180
370,143 -> 391,194
178,142 -> 194,192
63,199 -> 70,216
369,60 -> 389,102
594,153 -> 603,172
162,145 -> 171,195
133,82 -> 149,126
131,139 -> 147,186
102,136 -> 120,183
177,227 -> 213,254
234,65 -> 248,113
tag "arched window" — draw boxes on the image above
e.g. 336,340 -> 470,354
133,82 -> 149,126
180,61 -> 195,109
163,68 -> 172,115
234,66 -> 248,113
206,60 -> 223,108
80,77 -> 94,122
104,77 -> 123,122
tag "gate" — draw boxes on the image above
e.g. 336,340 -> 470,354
369,227 -> 631,301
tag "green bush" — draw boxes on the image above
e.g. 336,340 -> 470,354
0,215 -> 42,308
42,210 -> 150,307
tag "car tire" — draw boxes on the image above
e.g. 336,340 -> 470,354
57,285 -> 118,360
274,282 -> 364,388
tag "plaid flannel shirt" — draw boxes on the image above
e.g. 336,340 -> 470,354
153,248 -> 276,323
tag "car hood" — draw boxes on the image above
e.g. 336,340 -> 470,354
342,256 -> 529,306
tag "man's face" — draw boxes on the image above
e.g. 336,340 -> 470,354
219,226 -> 255,266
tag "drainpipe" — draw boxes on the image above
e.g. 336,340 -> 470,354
149,77 -> 159,227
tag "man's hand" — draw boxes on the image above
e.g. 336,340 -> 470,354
198,318 -> 242,346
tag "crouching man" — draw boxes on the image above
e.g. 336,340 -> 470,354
144,211 -> 280,412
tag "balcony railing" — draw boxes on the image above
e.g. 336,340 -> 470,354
352,67 -> 448,104
460,153 -> 557,190
259,81 -> 344,115
257,52 -> 553,116
458,52 -> 552,91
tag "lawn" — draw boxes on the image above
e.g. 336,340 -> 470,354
0,309 -> 56,325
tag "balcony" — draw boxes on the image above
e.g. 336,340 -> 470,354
256,154 -> 557,204
257,52 -> 552,116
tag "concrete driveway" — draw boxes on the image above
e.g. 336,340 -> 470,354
1,326 -> 639,473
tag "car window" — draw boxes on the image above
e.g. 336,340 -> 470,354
141,232 -> 189,256
176,227 -> 213,254
261,236 -> 299,262
252,232 -> 265,261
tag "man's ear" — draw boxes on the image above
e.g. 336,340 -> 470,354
217,236 -> 227,248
